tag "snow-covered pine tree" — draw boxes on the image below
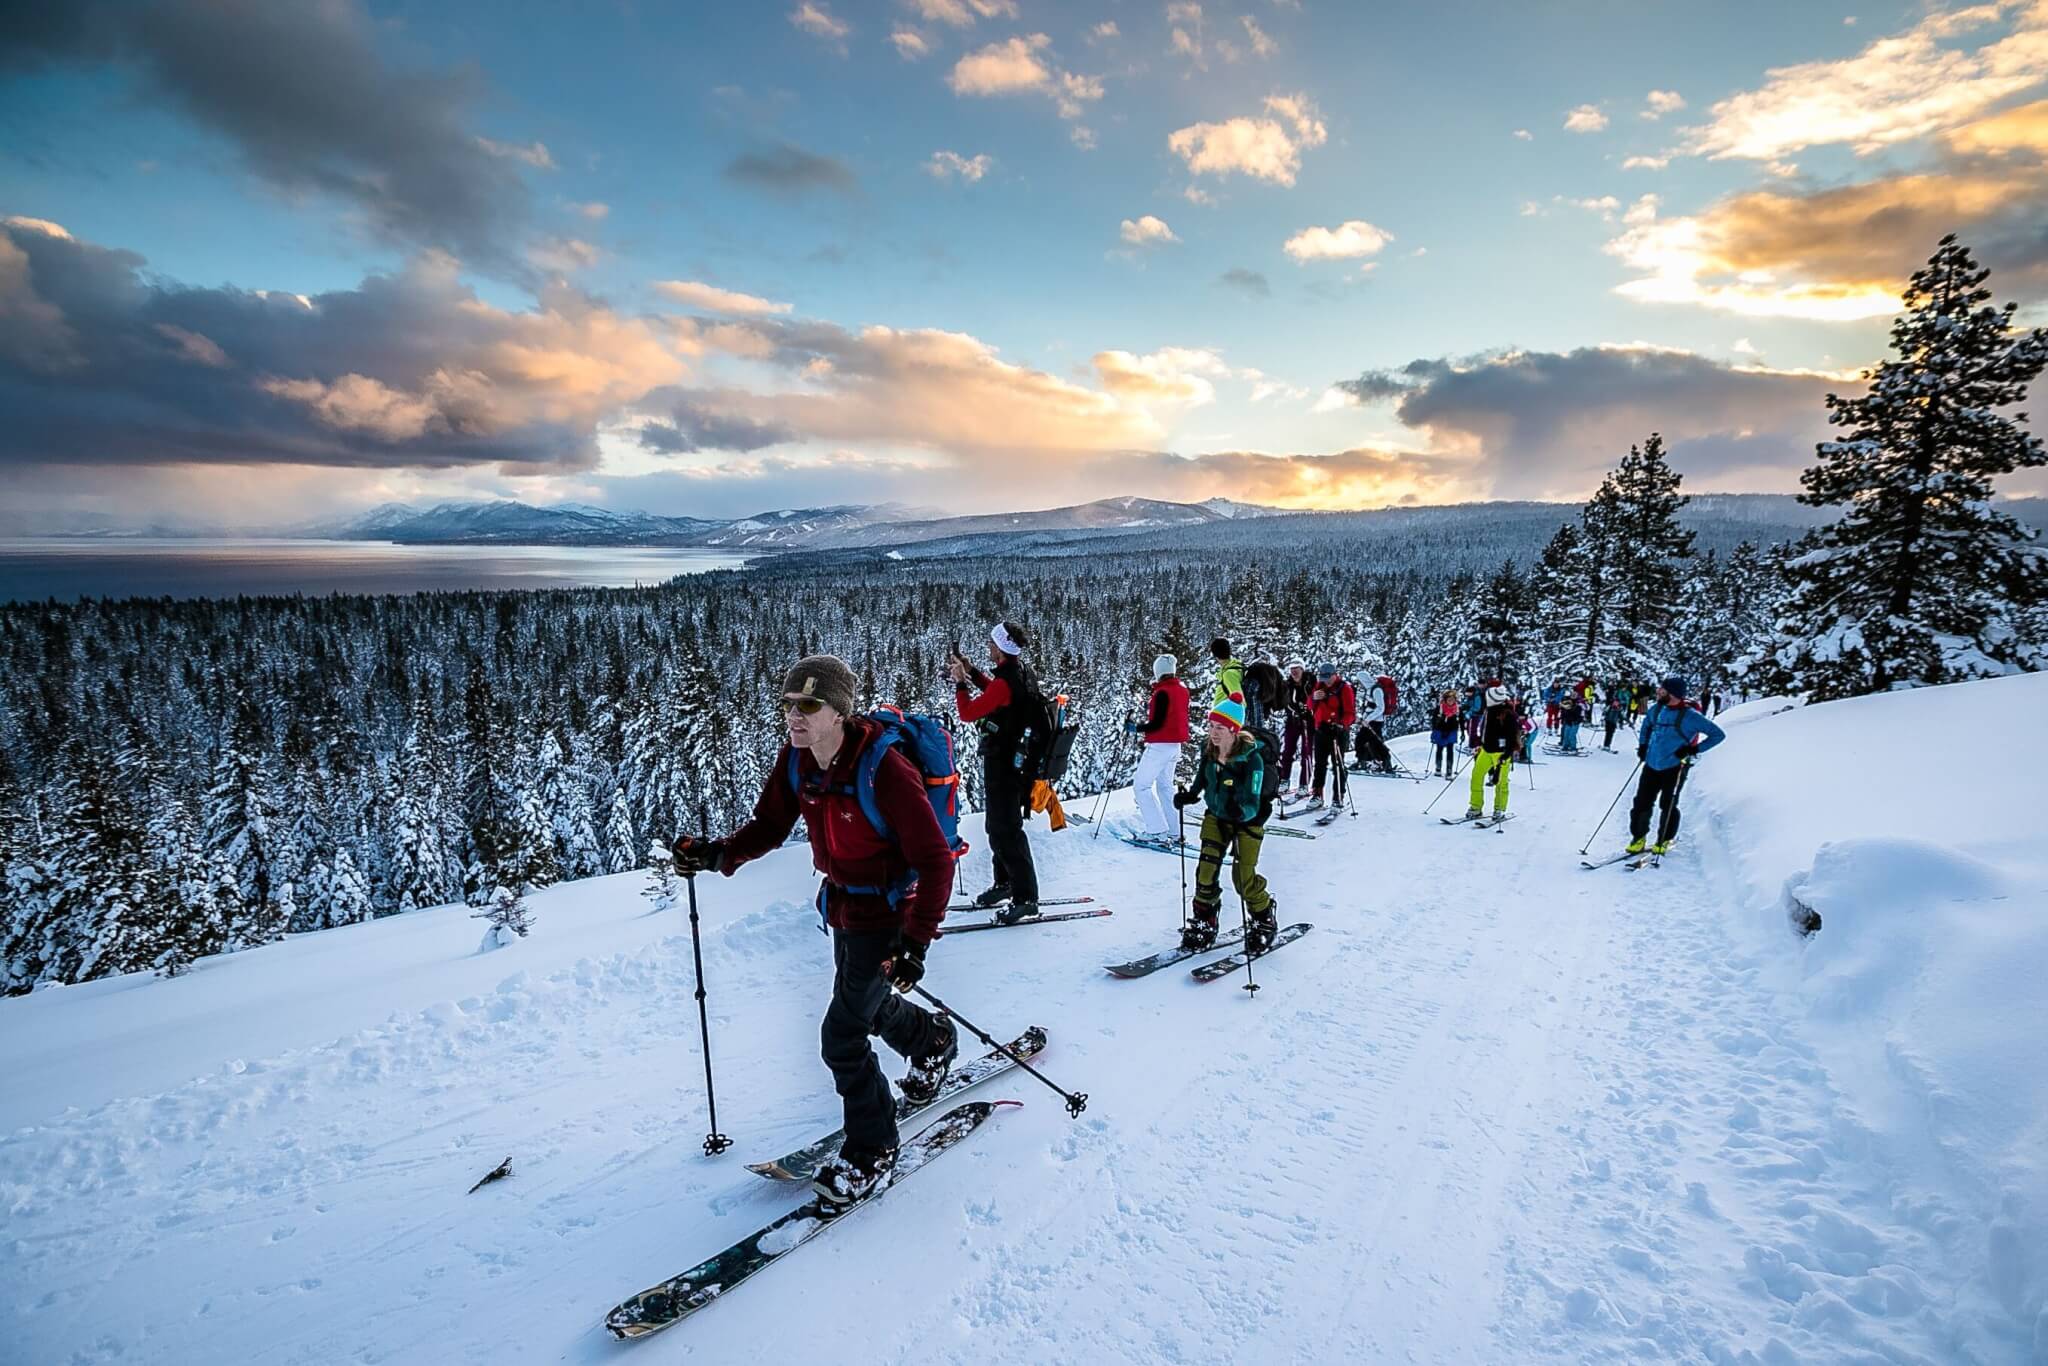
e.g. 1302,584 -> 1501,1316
1609,433 -> 1695,657
388,699 -> 451,913
642,851 -> 678,916
1757,235 -> 2048,699
460,668 -> 516,904
1469,560 -> 1532,682
1525,522 -> 1589,683
604,783 -> 639,873
203,696 -> 283,949
473,882 -> 532,951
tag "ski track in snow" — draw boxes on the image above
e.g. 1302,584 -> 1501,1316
0,735 -> 2018,1363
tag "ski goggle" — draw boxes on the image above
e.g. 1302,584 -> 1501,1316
782,696 -> 829,715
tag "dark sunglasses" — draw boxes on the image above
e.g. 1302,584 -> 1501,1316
783,696 -> 828,716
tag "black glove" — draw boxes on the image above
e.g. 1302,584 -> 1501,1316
1172,788 -> 1198,810
884,934 -> 929,992
670,835 -> 727,876
1679,751 -> 1697,767
1636,744 -> 1648,761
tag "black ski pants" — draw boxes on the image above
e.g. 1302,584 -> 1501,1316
981,758 -> 1039,901
822,926 -> 946,1153
1628,763 -> 1689,843
1312,722 -> 1349,802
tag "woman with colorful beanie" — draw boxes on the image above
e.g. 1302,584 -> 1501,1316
1171,694 -> 1279,955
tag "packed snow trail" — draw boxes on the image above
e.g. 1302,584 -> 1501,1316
2,691 -> 2037,1363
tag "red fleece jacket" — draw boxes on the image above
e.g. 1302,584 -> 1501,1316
721,717 -> 956,942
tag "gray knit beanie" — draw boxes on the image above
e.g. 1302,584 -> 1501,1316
781,654 -> 859,717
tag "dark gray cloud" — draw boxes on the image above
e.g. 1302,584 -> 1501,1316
639,397 -> 798,453
1217,267 -> 1270,297
723,142 -> 858,196
0,0 -> 533,266
1335,345 -> 1849,496
0,220 -> 681,471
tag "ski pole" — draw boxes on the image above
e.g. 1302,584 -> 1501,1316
1422,748 -> 1471,814
1233,832 -> 1259,998
1177,802 -> 1188,917
908,984 -> 1088,1117
682,870 -> 733,1156
1577,760 -> 1642,855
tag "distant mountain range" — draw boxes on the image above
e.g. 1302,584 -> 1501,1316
296,494 -> 1297,551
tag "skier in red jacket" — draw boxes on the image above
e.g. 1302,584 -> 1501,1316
672,654 -> 958,1208
1304,663 -> 1356,808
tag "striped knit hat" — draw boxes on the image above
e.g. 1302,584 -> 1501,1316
1208,692 -> 1247,732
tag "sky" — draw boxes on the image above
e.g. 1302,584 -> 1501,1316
3,0 -> 2048,528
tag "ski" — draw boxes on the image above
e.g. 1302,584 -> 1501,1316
1119,834 -> 1230,867
1474,813 -> 1513,829
1439,813 -> 1483,826
606,1101 -> 1016,1339
946,894 -> 1094,912
1313,805 -> 1347,827
1579,850 -> 1637,870
1189,923 -> 1314,983
1275,804 -> 1322,822
1625,854 -> 1663,871
1263,825 -> 1316,841
1103,930 -> 1248,979
943,907 -> 1113,935
746,1028 -> 1046,1181
1115,832 -> 1187,854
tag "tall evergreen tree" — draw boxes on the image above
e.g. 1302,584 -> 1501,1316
1758,236 -> 2048,698
203,696 -> 284,948
1609,432 -> 1695,649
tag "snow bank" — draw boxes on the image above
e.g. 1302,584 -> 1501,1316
1689,672 -> 2048,1352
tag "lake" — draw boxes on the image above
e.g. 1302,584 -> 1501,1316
0,539 -> 761,604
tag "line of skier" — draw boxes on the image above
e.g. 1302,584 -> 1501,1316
664,623 -> 1726,1212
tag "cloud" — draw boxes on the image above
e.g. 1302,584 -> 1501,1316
790,1 -> 851,47
1242,15 -> 1278,57
0,0 -> 538,267
476,137 -> 555,170
1604,148 -> 2048,319
1642,90 -> 1687,119
1561,195 -> 1621,221
1168,93 -> 1328,185
528,237 -> 601,274
1091,22 -> 1121,41
1092,347 -> 1230,408
723,142 -> 859,196
1683,1 -> 2048,161
1083,447 -> 1473,509
637,396 -> 799,453
906,0 -> 1018,25
926,150 -> 992,181
1120,214 -> 1179,247
1217,267 -> 1271,296
891,27 -> 931,59
948,33 -> 1053,93
1946,94 -> 2048,154
655,280 -> 795,316
1623,153 -> 1671,170
1565,104 -> 1609,133
1513,128 -> 1533,141
1332,343 -> 1854,496
569,201 -> 610,220
0,220 -> 686,472
1284,219 -> 1394,261
640,316 -> 1165,460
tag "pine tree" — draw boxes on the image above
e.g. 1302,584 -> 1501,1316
388,698 -> 450,914
1470,561 -> 1531,682
203,697 -> 283,949
1609,433 -> 1695,651
473,882 -> 532,951
604,784 -> 639,874
642,851 -> 678,916
1759,235 -> 2048,699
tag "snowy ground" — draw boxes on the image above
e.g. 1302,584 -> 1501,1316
4,678 -> 2044,1364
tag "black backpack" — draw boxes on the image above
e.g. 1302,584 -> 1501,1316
1013,690 -> 1081,787
1245,722 -> 1283,825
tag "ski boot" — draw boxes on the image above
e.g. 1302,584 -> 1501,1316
1245,904 -> 1278,955
1179,903 -> 1220,951
813,1143 -> 898,1210
1302,795 -> 1324,810
971,883 -> 1013,909
1625,836 -> 1647,855
898,1015 -> 959,1105
1650,841 -> 1671,856
1464,806 -> 1484,820
993,898 -> 1039,926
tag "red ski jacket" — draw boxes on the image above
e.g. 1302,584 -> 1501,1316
1309,678 -> 1356,728
721,717 -> 956,943
1142,676 -> 1191,743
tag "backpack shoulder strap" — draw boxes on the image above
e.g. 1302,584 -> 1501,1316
851,725 -> 900,842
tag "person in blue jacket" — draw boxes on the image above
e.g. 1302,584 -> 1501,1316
1627,675 -> 1726,855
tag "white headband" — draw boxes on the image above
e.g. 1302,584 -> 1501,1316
991,622 -> 1022,656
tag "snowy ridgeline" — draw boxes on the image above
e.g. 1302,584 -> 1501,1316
0,674 -> 2043,1362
